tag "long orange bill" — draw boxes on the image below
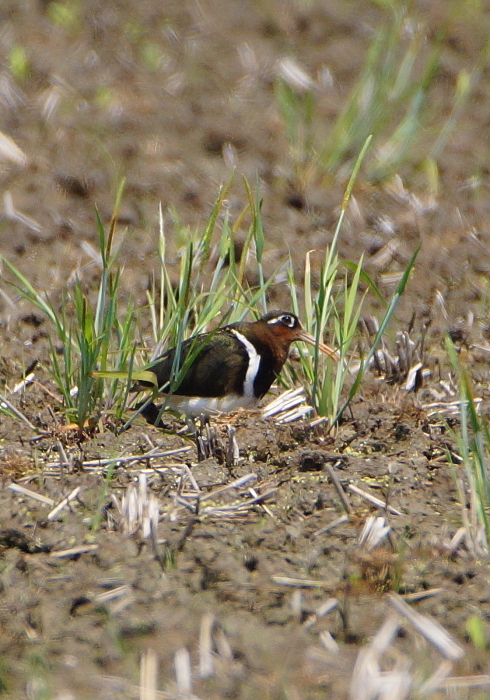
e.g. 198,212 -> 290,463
298,330 -> 339,361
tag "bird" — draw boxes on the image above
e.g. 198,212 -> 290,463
92,310 -> 337,420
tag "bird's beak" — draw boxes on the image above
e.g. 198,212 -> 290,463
297,330 -> 339,360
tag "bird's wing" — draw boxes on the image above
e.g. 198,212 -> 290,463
145,330 -> 249,397
92,329 -> 251,398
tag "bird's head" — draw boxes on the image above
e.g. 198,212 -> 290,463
256,310 -> 338,359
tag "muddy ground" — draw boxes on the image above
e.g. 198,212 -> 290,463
1,1 -> 490,698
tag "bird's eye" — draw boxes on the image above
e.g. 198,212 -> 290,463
279,314 -> 295,328
267,312 -> 297,327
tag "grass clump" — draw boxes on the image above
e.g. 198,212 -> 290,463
446,337 -> 490,552
2,181 -> 133,430
275,5 -> 477,186
285,138 -> 418,423
1,155 -> 416,434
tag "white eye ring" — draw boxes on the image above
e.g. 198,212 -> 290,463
268,313 -> 295,328
280,314 -> 294,327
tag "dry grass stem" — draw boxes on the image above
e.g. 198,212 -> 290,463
262,388 -> 316,423
349,613 -> 407,700
0,393 -> 43,432
179,463 -> 201,493
358,516 -> 391,550
225,424 -> 239,466
198,474 -> 258,501
303,597 -> 338,629
95,585 -> 132,604
11,371 -> 35,393
248,486 -> 275,518
165,475 -> 273,522
312,514 -> 350,537
348,484 -> 402,515
4,193 -> 41,232
0,131 -> 28,165
120,473 -> 160,538
47,486 -> 82,520
262,388 -> 308,417
201,487 -> 277,516
447,526 -> 466,554
387,593 -> 464,660
437,674 -> 490,689
417,660 -> 453,695
50,544 -> 99,558
271,575 -> 332,588
140,648 -> 158,700
319,630 -> 340,654
402,588 -> 443,602
46,446 -> 192,471
174,647 -> 192,696
7,482 -> 55,505
277,405 -> 314,423
325,463 -> 353,514
422,398 -> 482,417
214,627 -> 233,661
198,612 -> 215,679
276,57 -> 313,91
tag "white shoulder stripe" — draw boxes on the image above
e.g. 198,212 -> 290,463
231,329 -> 261,398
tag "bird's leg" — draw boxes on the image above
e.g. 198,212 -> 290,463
133,400 -> 165,428
194,416 -> 209,461
184,415 -> 199,435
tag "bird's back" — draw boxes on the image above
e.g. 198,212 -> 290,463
138,329 -> 250,398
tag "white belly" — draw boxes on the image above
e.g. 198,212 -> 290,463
165,393 -> 258,418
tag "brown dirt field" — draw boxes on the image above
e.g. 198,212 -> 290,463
1,1 -> 490,698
